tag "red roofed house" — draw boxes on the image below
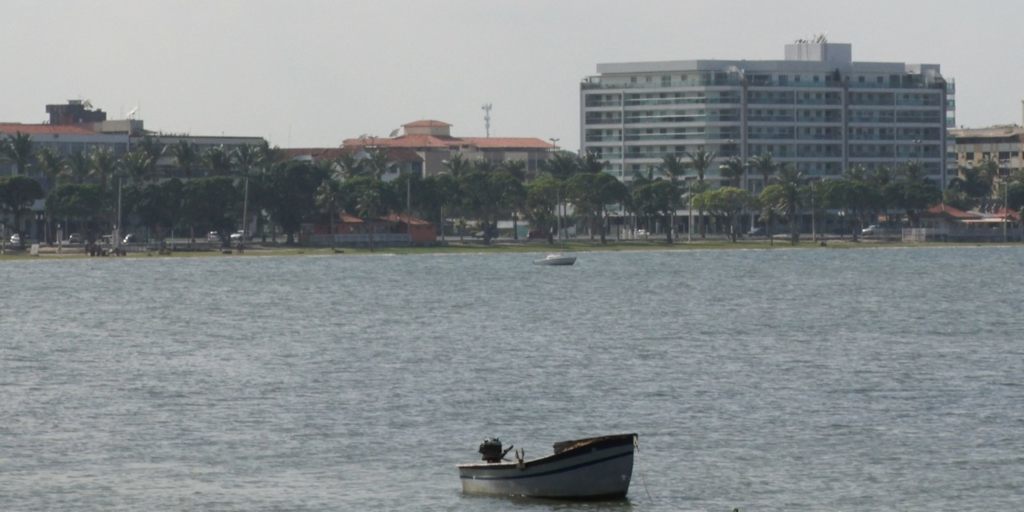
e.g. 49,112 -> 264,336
340,120 -> 554,177
910,203 -> 1019,241
301,212 -> 435,246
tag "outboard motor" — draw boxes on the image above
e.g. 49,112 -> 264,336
478,437 -> 508,463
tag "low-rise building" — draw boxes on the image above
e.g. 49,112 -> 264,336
341,120 -> 554,176
950,125 -> 1024,176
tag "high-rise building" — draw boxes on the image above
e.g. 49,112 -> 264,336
580,39 -> 955,189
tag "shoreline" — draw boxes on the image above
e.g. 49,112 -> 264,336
2,238 -> 1021,261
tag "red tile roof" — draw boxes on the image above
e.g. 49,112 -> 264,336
460,137 -> 554,150
342,135 -> 553,151
381,213 -> 432,226
925,204 -> 981,219
994,207 -> 1021,221
284,146 -> 422,163
0,123 -> 96,135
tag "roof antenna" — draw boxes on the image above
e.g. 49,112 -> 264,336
481,103 -> 492,137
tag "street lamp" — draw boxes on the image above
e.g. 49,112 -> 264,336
549,138 -> 560,151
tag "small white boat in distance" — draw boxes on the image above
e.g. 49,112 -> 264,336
533,253 -> 576,266
458,433 -> 636,500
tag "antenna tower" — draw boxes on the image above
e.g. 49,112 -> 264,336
481,103 -> 492,137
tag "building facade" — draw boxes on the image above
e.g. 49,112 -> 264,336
950,125 -> 1024,177
580,40 -> 955,189
341,120 -> 554,177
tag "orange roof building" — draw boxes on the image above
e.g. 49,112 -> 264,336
340,120 -> 554,176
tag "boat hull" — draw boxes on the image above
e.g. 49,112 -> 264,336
533,255 -> 576,266
458,434 -> 634,500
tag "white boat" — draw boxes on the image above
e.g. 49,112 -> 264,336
458,433 -> 636,500
533,253 -> 576,266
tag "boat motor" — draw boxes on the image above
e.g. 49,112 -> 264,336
478,438 -> 513,463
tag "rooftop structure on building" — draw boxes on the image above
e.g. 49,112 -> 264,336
340,120 -> 554,176
581,39 -> 955,189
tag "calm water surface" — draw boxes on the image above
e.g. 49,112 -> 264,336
2,247 -> 1022,511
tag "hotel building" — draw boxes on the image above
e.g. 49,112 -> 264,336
580,40 -> 955,189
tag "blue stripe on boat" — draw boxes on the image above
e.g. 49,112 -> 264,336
460,450 -> 632,481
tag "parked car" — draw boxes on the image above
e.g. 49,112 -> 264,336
861,225 -> 880,236
122,233 -> 137,244
9,234 -> 21,245
748,226 -> 765,237
207,231 -> 220,242
230,231 -> 245,242
67,233 -> 83,244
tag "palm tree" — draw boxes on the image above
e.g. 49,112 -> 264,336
63,150 -> 91,184
171,140 -> 199,179
336,152 -> 365,181
356,184 -> 382,252
363,147 -> 391,180
718,156 -> 745,188
749,153 -> 777,193
202,145 -> 232,177
660,154 -> 687,242
120,150 -> 152,185
442,153 -> 471,178
685,148 -> 717,238
498,159 -> 528,182
89,147 -> 118,191
315,178 -> 341,249
2,132 -> 34,176
232,144 -> 261,243
35,147 -> 65,187
772,165 -> 806,244
136,135 -> 165,181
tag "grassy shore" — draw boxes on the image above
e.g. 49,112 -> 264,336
1,237 -> 1019,261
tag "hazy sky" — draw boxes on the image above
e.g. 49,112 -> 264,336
3,0 -> 1021,150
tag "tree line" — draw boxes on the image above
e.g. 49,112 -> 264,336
3,130 -> 1024,249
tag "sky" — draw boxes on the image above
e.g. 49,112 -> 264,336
2,0 -> 1022,151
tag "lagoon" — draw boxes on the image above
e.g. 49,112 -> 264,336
2,247 -> 1022,510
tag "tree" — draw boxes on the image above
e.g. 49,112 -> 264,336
718,156 -> 746,188
130,179 -> 182,244
352,177 -> 384,251
120,150 -> 153,185
889,161 -> 941,227
0,176 -> 44,247
749,153 -> 777,193
694,187 -> 754,242
264,161 -> 327,244
35,147 -> 65,188
758,184 -> 784,247
442,153 -> 471,178
494,171 -> 526,241
315,178 -> 342,248
46,184 -> 108,242
136,135 -> 165,179
63,150 -> 91,184
525,175 -> 561,244
202,145 -> 232,177
2,132 -> 34,176
181,177 -> 240,245
632,179 -> 677,243
363,147 -> 391,180
88,147 -> 118,192
685,148 -> 716,238
771,165 -> 806,244
171,140 -> 199,179
336,152 -> 365,180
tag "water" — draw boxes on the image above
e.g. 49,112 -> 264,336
2,247 -> 1022,511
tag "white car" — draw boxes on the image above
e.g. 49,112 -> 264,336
9,234 -> 21,245
230,231 -> 244,242
861,225 -> 880,235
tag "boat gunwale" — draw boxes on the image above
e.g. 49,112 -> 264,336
457,433 -> 636,471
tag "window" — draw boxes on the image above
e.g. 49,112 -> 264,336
630,76 -> 637,83
858,76 -> 865,83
